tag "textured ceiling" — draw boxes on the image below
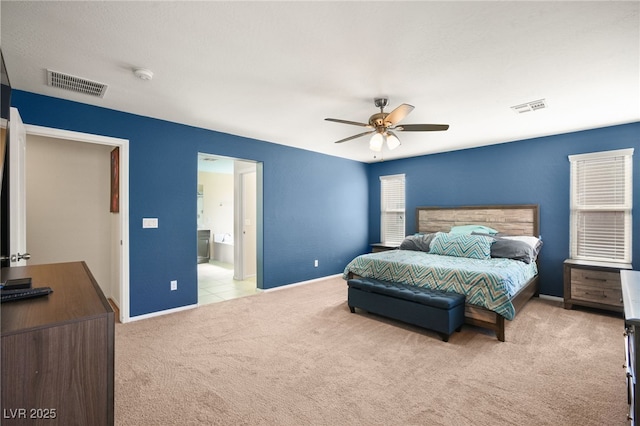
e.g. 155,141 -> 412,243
1,1 -> 638,163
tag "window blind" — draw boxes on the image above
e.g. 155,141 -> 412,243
380,174 -> 405,245
569,148 -> 633,263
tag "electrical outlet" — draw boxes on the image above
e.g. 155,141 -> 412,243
170,280 -> 177,291
314,259 -> 318,268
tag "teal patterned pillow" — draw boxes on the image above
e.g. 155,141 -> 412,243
430,233 -> 493,260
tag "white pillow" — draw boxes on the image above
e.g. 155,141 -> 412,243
503,236 -> 541,251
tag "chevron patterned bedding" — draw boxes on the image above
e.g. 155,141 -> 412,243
342,250 -> 538,320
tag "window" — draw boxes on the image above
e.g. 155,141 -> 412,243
380,174 -> 405,245
569,148 -> 633,263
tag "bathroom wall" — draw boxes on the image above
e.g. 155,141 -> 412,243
198,170 -> 234,237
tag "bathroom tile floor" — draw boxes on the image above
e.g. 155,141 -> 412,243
198,260 -> 260,305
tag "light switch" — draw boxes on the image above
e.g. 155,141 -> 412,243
142,218 -> 158,228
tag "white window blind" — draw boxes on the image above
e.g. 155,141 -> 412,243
569,148 -> 633,263
380,174 -> 405,245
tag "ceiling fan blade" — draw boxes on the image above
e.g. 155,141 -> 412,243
395,124 -> 449,132
334,130 -> 374,144
325,118 -> 371,127
384,103 -> 414,126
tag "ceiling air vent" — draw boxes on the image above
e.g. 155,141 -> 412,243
511,99 -> 547,114
47,69 -> 108,98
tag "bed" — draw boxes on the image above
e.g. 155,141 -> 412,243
343,204 -> 541,341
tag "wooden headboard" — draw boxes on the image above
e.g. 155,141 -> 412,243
416,204 -> 539,237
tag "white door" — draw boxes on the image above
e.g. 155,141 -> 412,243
8,107 -> 29,266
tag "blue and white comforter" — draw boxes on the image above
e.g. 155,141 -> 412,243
343,250 -> 538,320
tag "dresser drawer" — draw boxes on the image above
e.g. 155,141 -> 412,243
571,269 -> 623,307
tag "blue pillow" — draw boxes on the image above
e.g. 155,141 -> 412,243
430,233 -> 493,260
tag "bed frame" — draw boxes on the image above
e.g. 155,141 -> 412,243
415,204 -> 540,341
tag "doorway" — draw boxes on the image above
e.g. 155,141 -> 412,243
23,124 -> 130,321
197,153 -> 259,305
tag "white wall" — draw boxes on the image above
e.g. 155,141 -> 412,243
25,134 -> 114,298
198,171 -> 234,235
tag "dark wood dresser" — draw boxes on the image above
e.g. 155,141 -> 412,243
1,262 -> 114,425
621,270 -> 640,425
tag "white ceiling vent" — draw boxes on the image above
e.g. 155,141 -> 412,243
511,99 -> 547,114
47,69 -> 108,98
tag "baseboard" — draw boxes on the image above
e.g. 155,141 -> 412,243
108,298 -> 121,323
108,297 -> 120,310
126,303 -> 198,323
263,273 -> 343,292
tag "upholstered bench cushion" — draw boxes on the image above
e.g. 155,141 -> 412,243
347,278 -> 465,309
347,277 -> 466,341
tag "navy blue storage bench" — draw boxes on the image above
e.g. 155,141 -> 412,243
347,278 -> 465,342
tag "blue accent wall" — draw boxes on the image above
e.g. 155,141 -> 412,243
368,122 -> 640,297
12,89 -> 640,309
12,91 -> 369,317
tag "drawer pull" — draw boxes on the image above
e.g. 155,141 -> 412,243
584,276 -> 607,282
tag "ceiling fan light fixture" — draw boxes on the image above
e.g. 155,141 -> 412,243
327,98 -> 449,152
385,132 -> 401,150
370,132 -> 384,152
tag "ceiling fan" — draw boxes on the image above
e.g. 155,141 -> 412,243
325,98 -> 449,152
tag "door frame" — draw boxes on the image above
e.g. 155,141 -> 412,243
23,124 -> 131,322
197,153 -> 263,290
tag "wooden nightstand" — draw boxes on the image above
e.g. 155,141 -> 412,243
563,258 -> 632,312
370,243 -> 399,253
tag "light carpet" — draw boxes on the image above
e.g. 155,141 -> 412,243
115,276 -> 628,425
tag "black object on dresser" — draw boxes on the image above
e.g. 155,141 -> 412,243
621,270 -> 640,425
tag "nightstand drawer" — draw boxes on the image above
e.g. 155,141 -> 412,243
571,283 -> 622,307
572,269 -> 622,289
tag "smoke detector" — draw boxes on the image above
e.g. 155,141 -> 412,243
511,99 -> 547,114
47,69 -> 108,98
133,68 -> 153,81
